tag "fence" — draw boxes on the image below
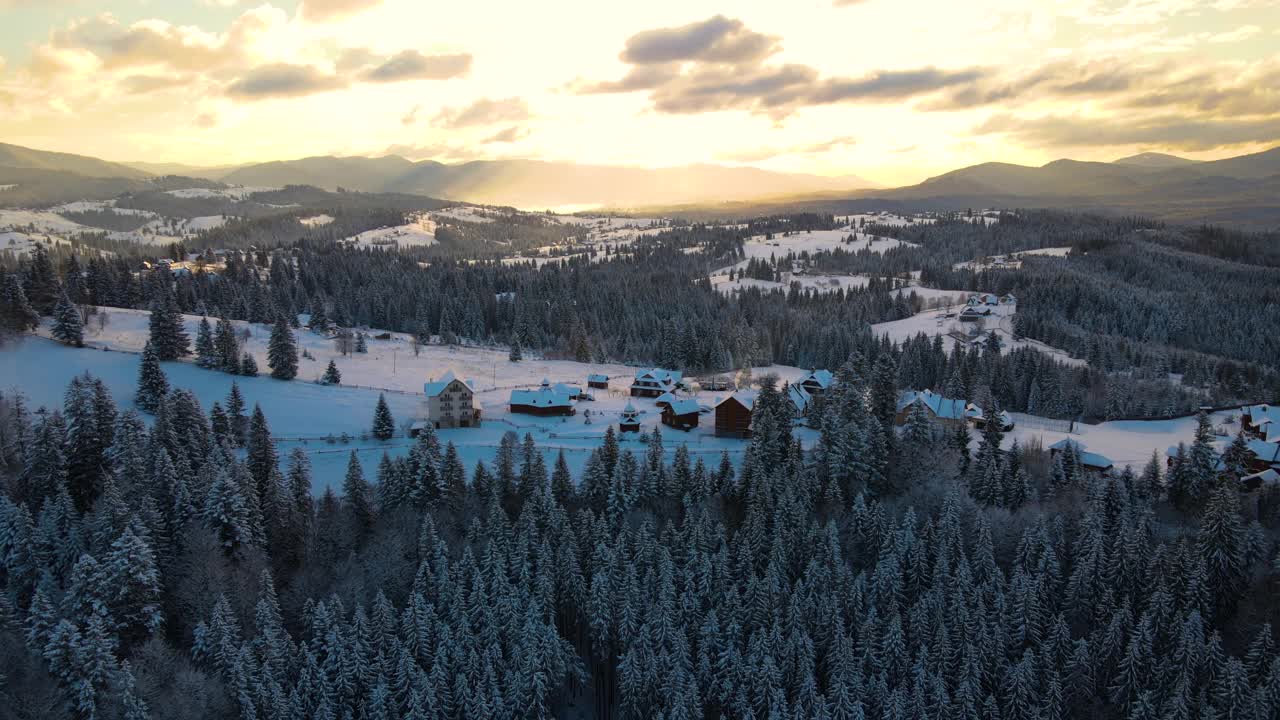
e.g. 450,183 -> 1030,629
1008,412 -> 1075,434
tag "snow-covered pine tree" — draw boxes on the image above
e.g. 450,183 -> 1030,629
195,318 -> 217,368
51,290 -> 84,347
240,353 -> 258,377
135,341 -> 168,414
321,360 -> 342,385
215,316 -> 239,372
268,317 -> 298,380
355,332 -> 368,353
1,272 -> 40,333
343,451 -> 373,535
148,292 -> 190,360
372,394 -> 395,440
509,337 -> 522,362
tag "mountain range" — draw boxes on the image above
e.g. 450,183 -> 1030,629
2,141 -> 1278,229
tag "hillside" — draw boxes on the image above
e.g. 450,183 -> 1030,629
1112,152 -> 1201,169
0,142 -> 150,179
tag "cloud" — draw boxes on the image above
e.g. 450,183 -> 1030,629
1207,25 -> 1261,42
481,126 -> 530,144
620,15 -> 780,65
402,104 -> 421,125
974,112 -> 1280,151
194,111 -> 218,128
226,63 -> 346,99
717,135 -> 856,162
580,16 -> 987,118
298,0 -> 382,23
359,50 -> 472,82
118,74 -> 191,94
432,97 -> 530,128
833,0 -> 870,5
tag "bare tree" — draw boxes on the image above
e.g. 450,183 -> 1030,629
335,330 -> 355,356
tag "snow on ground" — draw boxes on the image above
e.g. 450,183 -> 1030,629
1016,246 -> 1072,258
0,184 -> 16,192
872,304 -> 1085,367
12,308 -> 825,490
0,209 -> 98,234
342,214 -> 437,249
165,186 -> 276,200
299,214 -> 334,227
837,212 -> 936,228
891,285 -> 971,307
431,207 -> 498,224
0,231 -> 72,257
713,273 -> 875,296
1005,411 -> 1238,471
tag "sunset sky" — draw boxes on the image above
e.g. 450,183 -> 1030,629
0,0 -> 1277,185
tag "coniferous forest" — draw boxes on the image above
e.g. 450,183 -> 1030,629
2,207 -> 1280,719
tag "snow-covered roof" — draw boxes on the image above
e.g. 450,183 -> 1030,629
423,370 -> 473,397
587,373 -> 609,383
1245,404 -> 1280,428
666,398 -> 702,416
717,390 -> 758,411
410,420 -> 430,430
897,389 -> 967,420
800,369 -> 834,389
655,391 -> 677,405
1243,469 -> 1279,485
1049,439 -> 1113,469
1246,439 -> 1280,464
622,401 -> 638,416
509,380 -> 573,408
634,368 -> 682,384
788,384 -> 811,412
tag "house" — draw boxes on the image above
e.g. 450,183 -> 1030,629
1245,439 -> 1280,472
509,379 -> 576,416
959,305 -> 993,322
422,371 -> 480,429
1242,404 -> 1280,439
587,373 -> 609,390
654,391 -> 677,409
798,369 -> 834,396
966,403 -> 1014,431
1241,468 -> 1280,490
662,398 -> 702,431
1000,293 -> 1017,305
969,293 -> 1000,307
895,389 -> 970,428
1048,439 -> 1114,473
715,391 -> 757,438
631,368 -> 683,398
618,402 -> 642,433
788,384 -> 812,415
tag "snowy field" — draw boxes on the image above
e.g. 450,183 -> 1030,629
712,273 -> 874,295
872,305 -> 1085,366
1005,411 -> 1238,470
8,308 -> 824,491
431,206 -> 497,224
341,214 -> 437,248
165,186 -> 276,200
299,214 -> 334,227
0,231 -> 72,257
0,209 -> 97,234
0,184 -> 16,192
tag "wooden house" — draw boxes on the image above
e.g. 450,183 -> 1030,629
422,371 -> 480,429
798,369 -> 834,396
587,373 -> 609,390
787,383 -> 812,415
631,368 -> 683,398
1242,404 -> 1280,439
509,379 -> 575,416
661,398 -> 701,431
715,391 -> 756,438
618,402 -> 642,433
894,389 -> 969,428
1049,439 -> 1114,473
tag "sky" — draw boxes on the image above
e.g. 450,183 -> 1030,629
0,0 -> 1277,186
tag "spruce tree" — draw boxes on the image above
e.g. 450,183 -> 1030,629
509,338 -> 523,362
215,316 -> 239,372
322,359 -> 342,385
135,341 -> 168,414
343,451 -> 374,535
148,292 -> 190,360
372,394 -> 396,440
1,272 -> 40,332
268,317 -> 298,380
51,290 -> 83,347
195,318 -> 217,368
240,353 -> 258,377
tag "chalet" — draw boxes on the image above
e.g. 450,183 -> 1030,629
509,379 -> 576,416
1245,439 -> 1280,472
587,374 -> 609,390
1242,468 -> 1280,490
715,391 -> 757,438
1048,439 -> 1114,473
422,371 -> 480,429
1242,404 -> 1280,439
959,305 -> 993,322
631,368 -> 683,398
618,402 -> 642,433
966,403 -> 1014,431
655,391 -> 677,409
788,383 -> 812,415
969,293 -> 1000,307
895,389 -> 969,428
798,369 -> 834,396
662,398 -> 702,431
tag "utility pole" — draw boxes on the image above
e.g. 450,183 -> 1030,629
392,347 -> 398,375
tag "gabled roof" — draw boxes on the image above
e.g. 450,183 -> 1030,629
1243,469 -> 1280,485
1245,404 -> 1280,427
666,398 -> 702,416
509,380 -> 573,408
800,369 -> 833,389
622,401 -> 638,416
788,384 -> 811,412
634,368 -> 682,384
1049,438 -> 1113,469
424,370 -> 473,397
587,373 -> 609,383
717,390 -> 758,411
1246,439 -> 1280,464
655,391 -> 677,405
897,389 -> 967,420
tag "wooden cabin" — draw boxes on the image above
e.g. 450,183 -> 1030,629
661,398 -> 701,431
618,402 -> 641,433
587,374 -> 609,390
631,368 -> 683,398
715,391 -> 756,438
509,379 -> 576,417
1049,438 -> 1114,473
798,369 -> 833,396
